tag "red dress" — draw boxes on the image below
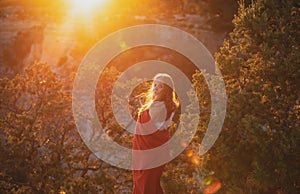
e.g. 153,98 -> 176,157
132,110 -> 170,194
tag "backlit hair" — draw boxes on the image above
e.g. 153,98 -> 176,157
138,73 -> 179,120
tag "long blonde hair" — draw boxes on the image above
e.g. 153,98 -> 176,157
138,73 -> 179,120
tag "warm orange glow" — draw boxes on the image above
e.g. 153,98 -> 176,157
192,156 -> 201,165
69,0 -> 107,15
186,150 -> 193,157
204,182 -> 222,194
181,141 -> 188,147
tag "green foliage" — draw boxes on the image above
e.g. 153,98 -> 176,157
0,63 -> 130,193
192,0 -> 299,193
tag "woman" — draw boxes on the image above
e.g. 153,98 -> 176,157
132,73 -> 179,194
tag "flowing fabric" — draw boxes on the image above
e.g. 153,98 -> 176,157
132,110 -> 170,194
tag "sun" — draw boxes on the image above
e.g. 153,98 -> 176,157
69,0 -> 107,15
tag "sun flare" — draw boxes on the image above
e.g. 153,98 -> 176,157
69,0 -> 107,15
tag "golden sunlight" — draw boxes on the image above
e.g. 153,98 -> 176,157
69,0 -> 107,15
192,156 -> 201,165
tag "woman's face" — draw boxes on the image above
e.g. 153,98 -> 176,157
153,80 -> 165,101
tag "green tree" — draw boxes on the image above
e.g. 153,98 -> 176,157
192,0 -> 299,193
0,63 -> 128,193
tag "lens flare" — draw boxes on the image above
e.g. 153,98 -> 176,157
192,155 -> 201,165
204,181 -> 221,194
181,141 -> 188,147
120,41 -> 129,51
186,150 -> 193,157
204,179 -> 212,185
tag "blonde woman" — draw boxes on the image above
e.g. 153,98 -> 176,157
132,73 -> 179,194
